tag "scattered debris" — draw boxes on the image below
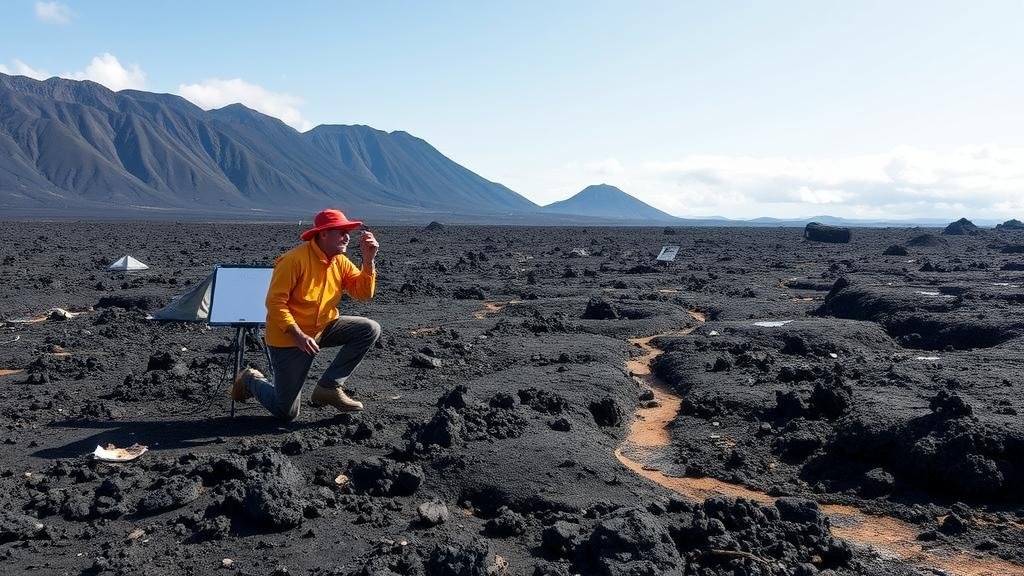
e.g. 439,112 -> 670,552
753,320 -> 793,327
93,443 -> 148,462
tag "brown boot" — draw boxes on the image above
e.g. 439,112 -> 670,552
231,368 -> 263,402
310,385 -> 364,412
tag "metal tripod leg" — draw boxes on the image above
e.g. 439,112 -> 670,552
230,326 -> 246,417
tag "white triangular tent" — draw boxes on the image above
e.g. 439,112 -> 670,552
108,255 -> 149,271
149,272 -> 213,322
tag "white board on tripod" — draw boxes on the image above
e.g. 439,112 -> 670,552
208,266 -> 274,325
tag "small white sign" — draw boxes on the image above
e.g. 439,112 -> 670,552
656,246 -> 680,262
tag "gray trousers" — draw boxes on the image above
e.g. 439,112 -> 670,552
246,316 -> 382,421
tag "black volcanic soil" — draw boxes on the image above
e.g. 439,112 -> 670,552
1,222 -> 1022,575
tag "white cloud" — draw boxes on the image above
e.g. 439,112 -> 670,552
524,145 -> 1024,220
35,1 -> 73,24
65,53 -> 146,91
177,78 -> 313,131
0,59 -> 50,79
582,158 -> 625,176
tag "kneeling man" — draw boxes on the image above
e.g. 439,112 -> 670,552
232,208 -> 381,420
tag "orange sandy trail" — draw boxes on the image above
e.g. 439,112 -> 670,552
617,312 -> 1024,576
0,369 -> 25,377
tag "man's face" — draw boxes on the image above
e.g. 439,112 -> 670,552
318,228 -> 350,257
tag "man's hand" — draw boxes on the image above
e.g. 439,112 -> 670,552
360,230 -> 379,263
287,325 -> 320,355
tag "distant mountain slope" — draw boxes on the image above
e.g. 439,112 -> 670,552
0,73 -> 528,218
541,184 -> 678,222
306,125 -> 536,212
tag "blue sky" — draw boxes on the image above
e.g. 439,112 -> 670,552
2,1 -> 1023,220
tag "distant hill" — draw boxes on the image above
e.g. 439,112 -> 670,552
541,184 -> 678,222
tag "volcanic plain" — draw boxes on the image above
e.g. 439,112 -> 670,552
1,221 -> 1023,576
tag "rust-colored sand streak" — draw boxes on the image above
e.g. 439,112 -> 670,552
411,300 -> 521,334
625,382 -> 681,448
618,313 -> 1024,576
0,369 -> 25,377
473,300 -> 515,319
615,448 -> 773,503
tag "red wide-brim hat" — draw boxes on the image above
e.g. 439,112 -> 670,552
300,209 -> 363,241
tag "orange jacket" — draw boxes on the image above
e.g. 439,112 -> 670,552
265,240 -> 376,347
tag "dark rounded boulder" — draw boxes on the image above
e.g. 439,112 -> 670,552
803,222 -> 851,244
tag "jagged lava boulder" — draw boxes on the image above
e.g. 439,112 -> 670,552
942,218 -> 980,235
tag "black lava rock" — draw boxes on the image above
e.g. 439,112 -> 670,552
541,521 -> 581,558
943,218 -> 980,235
137,475 -> 201,514
581,298 -> 619,320
427,539 -> 490,575
349,458 -> 424,497
518,388 -> 569,414
581,507 -> 683,575
485,506 -> 528,537
929,390 -> 973,418
588,397 -> 624,427
453,286 -> 486,300
549,417 -> 571,432
860,467 -> 896,497
0,512 -> 44,543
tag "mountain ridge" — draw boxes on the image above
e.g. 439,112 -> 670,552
0,73 -> 535,219
1,73 -> 1013,227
